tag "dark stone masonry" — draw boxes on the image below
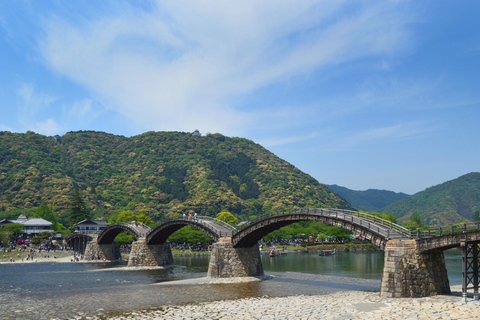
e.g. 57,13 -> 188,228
208,237 -> 264,278
127,238 -> 173,267
381,239 -> 450,298
84,238 -> 121,261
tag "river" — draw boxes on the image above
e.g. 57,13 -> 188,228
0,249 -> 464,319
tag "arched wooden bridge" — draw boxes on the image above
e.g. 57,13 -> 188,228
97,222 -> 151,244
232,208 -> 409,249
78,208 -> 480,301
147,216 -> 235,245
65,233 -> 93,255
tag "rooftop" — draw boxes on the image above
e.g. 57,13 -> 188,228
22,218 -> 53,226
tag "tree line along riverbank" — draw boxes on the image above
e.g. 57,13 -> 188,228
1,241 -> 380,264
300,241 -> 380,252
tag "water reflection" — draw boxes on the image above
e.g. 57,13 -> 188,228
262,251 -> 384,279
0,249 -> 465,319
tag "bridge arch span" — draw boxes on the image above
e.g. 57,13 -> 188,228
232,209 -> 408,249
147,219 -> 221,245
65,233 -> 93,244
97,223 -> 150,245
65,233 -> 93,255
418,230 -> 480,253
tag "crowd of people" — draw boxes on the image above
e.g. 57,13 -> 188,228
170,242 -> 211,252
261,235 -> 369,247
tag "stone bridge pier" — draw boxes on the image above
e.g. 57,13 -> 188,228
208,237 -> 264,278
127,238 -> 173,267
84,238 -> 121,261
381,239 -> 450,298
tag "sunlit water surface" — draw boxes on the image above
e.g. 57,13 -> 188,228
0,249 -> 463,319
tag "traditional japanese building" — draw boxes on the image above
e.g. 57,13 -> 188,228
74,219 -> 108,234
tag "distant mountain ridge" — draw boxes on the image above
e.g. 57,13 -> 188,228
327,184 -> 410,212
0,131 -> 352,225
380,172 -> 480,225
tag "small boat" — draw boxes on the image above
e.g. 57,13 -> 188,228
269,247 -> 279,257
319,249 -> 336,256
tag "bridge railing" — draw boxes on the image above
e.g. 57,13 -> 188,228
235,208 -> 411,239
414,222 -> 480,239
113,222 -> 151,237
166,216 -> 233,238
197,216 -> 238,233
329,208 -> 410,237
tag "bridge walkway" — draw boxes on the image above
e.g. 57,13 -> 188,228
129,222 -> 151,238
194,216 -> 236,238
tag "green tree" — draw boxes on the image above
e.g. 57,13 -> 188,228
108,210 -> 155,245
402,212 -> 423,230
168,226 -> 213,244
474,210 -> 480,222
245,198 -> 263,218
0,223 -> 24,247
34,201 -> 55,221
216,211 -> 239,226
360,210 -> 398,223
411,212 -> 422,226
69,190 -> 91,228
29,232 -> 52,245
34,201 -> 66,232
113,210 -> 154,227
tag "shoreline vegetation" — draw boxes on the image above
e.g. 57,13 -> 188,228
171,242 -> 380,257
300,242 -> 380,252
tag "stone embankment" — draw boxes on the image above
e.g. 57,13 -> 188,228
89,284 -> 479,320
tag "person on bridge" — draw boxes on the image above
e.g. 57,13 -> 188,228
194,213 -> 198,221
188,213 -> 192,220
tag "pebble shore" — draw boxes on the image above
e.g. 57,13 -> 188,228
92,284 -> 479,320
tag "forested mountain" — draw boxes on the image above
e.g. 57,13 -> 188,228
380,172 -> 480,225
0,131 -> 351,225
327,185 -> 410,212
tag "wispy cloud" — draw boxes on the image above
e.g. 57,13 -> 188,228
257,132 -> 319,148
16,83 -> 60,134
331,121 -> 437,151
34,118 -> 61,136
0,124 -> 14,132
17,83 -> 57,116
13,83 -> 105,135
37,1 -> 414,135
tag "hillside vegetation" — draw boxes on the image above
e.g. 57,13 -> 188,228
0,130 -> 351,226
380,172 -> 480,225
327,184 -> 410,212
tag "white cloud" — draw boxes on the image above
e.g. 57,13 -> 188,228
14,83 -> 104,135
16,83 -> 58,133
38,1 -> 414,135
333,121 -> 436,151
17,83 -> 57,116
0,124 -> 14,132
34,118 -> 61,136
257,132 -> 319,148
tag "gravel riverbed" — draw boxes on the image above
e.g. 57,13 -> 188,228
85,284 -> 479,320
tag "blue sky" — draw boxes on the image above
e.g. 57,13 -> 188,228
1,1 -> 479,195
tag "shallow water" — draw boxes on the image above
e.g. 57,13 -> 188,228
0,249 -> 464,319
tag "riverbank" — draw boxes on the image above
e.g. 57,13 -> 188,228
0,250 -> 74,264
90,284 -> 479,320
301,242 -> 380,252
